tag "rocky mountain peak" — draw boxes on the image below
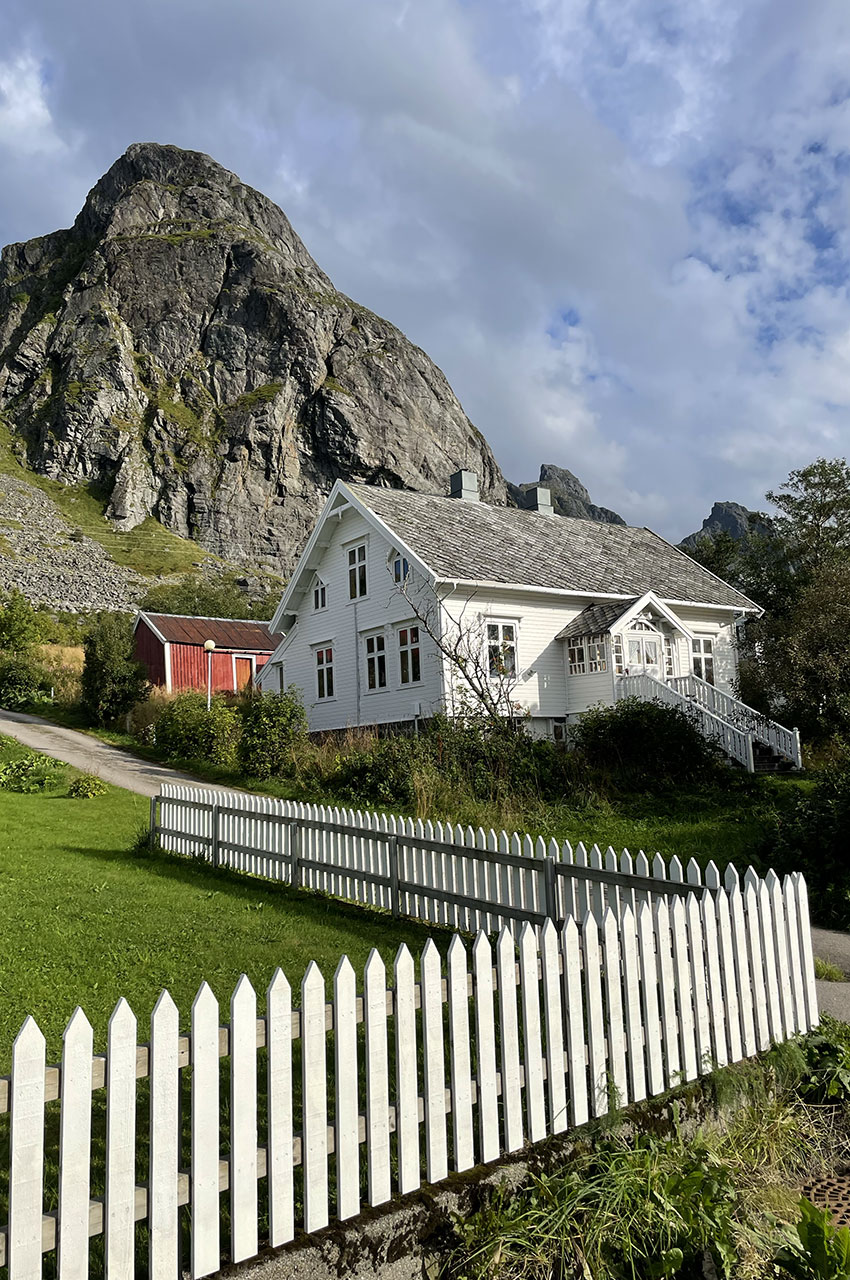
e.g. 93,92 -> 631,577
681,500 -> 774,548
0,143 -> 505,574
508,463 -> 625,524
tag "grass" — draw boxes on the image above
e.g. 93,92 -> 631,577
28,702 -> 811,871
0,735 -> 448,1068
0,419 -> 216,577
815,956 -> 846,982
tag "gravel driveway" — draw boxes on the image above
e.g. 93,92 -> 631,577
0,706 -> 227,799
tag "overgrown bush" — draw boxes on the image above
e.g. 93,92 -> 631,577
569,697 -> 729,791
237,690 -> 308,779
126,685 -> 175,744
760,758 -> 850,928
0,655 -> 49,709
68,772 -> 108,799
154,692 -> 241,767
0,750 -> 65,792
81,614 -> 150,726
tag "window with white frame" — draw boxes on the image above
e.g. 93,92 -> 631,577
487,622 -> 517,679
399,625 -> 421,684
315,646 -> 334,699
348,543 -> 367,599
612,634 -> 625,675
313,577 -> 327,611
664,637 -> 675,677
588,635 -> 607,673
552,718 -> 568,742
692,636 -> 715,685
567,641 -> 586,675
365,633 -> 387,690
391,552 -> 410,584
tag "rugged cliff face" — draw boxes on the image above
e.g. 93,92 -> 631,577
0,143 -> 505,574
509,463 -> 624,524
681,501 -> 774,548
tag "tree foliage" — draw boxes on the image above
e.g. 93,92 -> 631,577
81,615 -> 150,726
237,690 -> 308,779
139,573 -> 280,621
0,589 -> 44,654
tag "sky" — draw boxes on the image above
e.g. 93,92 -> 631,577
1,1 -> 850,539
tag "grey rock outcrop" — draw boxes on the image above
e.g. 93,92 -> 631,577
509,463 -> 625,524
681,501 -> 773,549
0,143 -> 505,574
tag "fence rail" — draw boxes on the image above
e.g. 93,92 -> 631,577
155,785 -> 716,937
0,864 -> 818,1280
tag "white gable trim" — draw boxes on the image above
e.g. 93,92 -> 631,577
611,592 -> 695,640
271,481 -> 437,632
134,611 -> 169,644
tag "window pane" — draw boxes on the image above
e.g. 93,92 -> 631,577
400,649 -> 409,683
358,564 -> 367,595
378,654 -> 386,687
502,625 -> 515,642
318,669 -> 325,698
327,668 -> 334,697
487,624 -> 499,641
410,627 -> 419,644
411,648 -> 420,682
629,639 -> 641,663
488,645 -> 501,677
349,549 -> 356,565
644,641 -> 658,664
399,629 -> 407,646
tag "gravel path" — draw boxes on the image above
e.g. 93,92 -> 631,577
0,706 -> 227,799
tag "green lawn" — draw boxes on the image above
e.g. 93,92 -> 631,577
0,737 -> 447,1069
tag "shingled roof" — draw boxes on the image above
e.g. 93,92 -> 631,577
556,600 -> 637,640
139,613 -> 281,650
346,484 -> 759,610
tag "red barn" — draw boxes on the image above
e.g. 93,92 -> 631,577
133,613 -> 282,694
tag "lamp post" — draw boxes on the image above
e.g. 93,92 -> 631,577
204,639 -> 216,711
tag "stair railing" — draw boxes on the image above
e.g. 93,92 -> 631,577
615,673 -> 755,772
668,674 -> 801,768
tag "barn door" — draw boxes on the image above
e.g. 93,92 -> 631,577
235,657 -> 253,691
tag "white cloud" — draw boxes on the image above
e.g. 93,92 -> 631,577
0,52 -> 66,156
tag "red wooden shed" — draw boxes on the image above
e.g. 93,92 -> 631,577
133,613 -> 282,694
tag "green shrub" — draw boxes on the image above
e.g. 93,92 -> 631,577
569,697 -> 728,791
0,750 -> 65,792
67,772 -> 108,798
775,1199 -> 850,1279
237,690 -> 308,779
155,692 -> 241,767
760,760 -> 850,927
0,655 -> 49,709
81,614 -> 150,726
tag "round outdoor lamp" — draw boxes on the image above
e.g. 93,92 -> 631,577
204,639 -> 216,711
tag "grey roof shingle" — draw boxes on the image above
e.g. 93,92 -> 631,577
346,484 -> 759,610
556,600 -> 638,640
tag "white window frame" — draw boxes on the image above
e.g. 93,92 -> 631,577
313,577 -> 327,611
567,640 -> 586,675
363,631 -> 388,692
314,644 -> 335,700
398,623 -> 422,686
612,633 -> 625,676
692,635 -> 715,685
347,541 -> 368,600
390,549 -> 410,584
486,620 -> 518,681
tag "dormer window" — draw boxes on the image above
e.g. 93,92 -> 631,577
348,543 -> 367,599
392,553 -> 410,584
313,578 -> 327,611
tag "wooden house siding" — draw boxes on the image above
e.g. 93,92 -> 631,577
133,619 -> 167,686
274,506 -> 444,731
672,606 -> 739,693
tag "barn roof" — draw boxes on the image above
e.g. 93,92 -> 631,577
345,484 -> 759,610
138,613 -> 281,650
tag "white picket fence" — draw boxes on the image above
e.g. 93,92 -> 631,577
0,868 -> 818,1280
156,784 -> 738,934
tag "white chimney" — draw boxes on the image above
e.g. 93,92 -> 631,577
449,470 -> 479,502
528,485 -> 553,516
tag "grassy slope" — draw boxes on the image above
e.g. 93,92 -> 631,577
0,420 -> 213,577
32,703 -> 810,869
0,737 -> 444,1068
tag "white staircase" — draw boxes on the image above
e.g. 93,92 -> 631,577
614,673 -> 802,773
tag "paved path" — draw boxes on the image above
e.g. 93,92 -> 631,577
811,927 -> 850,1023
0,707 -> 224,799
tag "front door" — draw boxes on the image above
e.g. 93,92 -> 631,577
625,629 -> 662,679
235,657 -> 254,691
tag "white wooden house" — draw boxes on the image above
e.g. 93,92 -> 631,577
259,472 -> 801,770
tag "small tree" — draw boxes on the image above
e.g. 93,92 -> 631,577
0,589 -> 44,654
81,615 -> 150,726
393,571 -> 524,726
766,457 -> 850,570
238,690 -> 308,779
